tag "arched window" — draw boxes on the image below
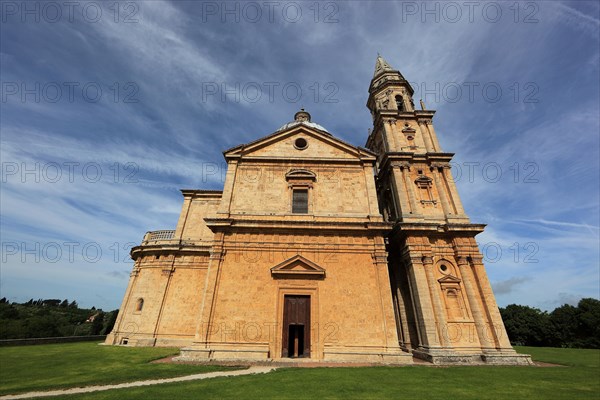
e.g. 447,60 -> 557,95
135,298 -> 144,312
395,95 -> 404,111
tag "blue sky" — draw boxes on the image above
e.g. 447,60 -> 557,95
1,1 -> 598,311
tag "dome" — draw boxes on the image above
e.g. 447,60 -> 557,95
276,109 -> 329,134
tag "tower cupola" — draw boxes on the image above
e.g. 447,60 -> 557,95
367,54 -> 415,116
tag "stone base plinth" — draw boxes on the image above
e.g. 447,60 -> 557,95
322,346 -> 413,364
412,347 -> 533,365
104,333 -> 116,345
176,344 -> 270,362
176,344 -> 412,365
481,352 -> 534,365
412,348 -> 481,364
104,332 -> 194,348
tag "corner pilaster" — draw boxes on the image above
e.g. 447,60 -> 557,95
404,254 -> 442,350
217,159 -> 239,216
456,255 -> 496,351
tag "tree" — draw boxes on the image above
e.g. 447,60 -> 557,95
500,304 -> 554,346
102,310 -> 119,335
90,312 -> 105,335
25,314 -> 61,338
549,304 -> 578,347
0,303 -> 19,319
574,298 -> 600,349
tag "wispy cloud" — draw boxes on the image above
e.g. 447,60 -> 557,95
551,1 -> 600,39
493,277 -> 530,295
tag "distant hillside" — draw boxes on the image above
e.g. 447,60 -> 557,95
0,298 -> 118,339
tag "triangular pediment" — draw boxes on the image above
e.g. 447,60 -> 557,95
438,274 -> 461,284
270,255 -> 326,278
224,125 -> 375,162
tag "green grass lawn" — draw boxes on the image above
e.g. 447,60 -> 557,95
1,344 -> 598,399
0,342 -> 239,396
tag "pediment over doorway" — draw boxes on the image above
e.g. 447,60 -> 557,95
270,255 -> 326,278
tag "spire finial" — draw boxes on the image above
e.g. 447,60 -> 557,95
420,99 -> 426,110
373,54 -> 394,78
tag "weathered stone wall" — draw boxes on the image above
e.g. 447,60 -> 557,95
155,264 -> 209,338
229,163 -> 371,217
107,254 -> 210,347
197,232 -> 403,361
174,192 -> 221,242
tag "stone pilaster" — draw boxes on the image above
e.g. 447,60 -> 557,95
174,195 -> 193,240
441,166 -> 467,218
423,120 -> 442,151
456,255 -> 495,351
469,254 -> 514,351
105,263 -> 139,344
423,255 -> 450,347
404,255 -> 441,349
363,163 -> 381,218
373,240 -> 402,348
418,120 -> 434,152
391,166 -> 411,217
153,261 -> 176,339
385,118 -> 400,151
379,122 -> 391,152
401,163 -> 420,218
193,232 -> 226,344
394,277 -> 413,350
431,165 -> 453,218
217,159 -> 239,216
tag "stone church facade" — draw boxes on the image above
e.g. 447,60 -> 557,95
106,56 -> 532,365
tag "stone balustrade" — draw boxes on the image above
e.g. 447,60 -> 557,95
141,230 -> 175,245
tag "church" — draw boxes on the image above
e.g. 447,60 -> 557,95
105,56 -> 532,365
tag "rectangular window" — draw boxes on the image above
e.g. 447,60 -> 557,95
292,189 -> 308,214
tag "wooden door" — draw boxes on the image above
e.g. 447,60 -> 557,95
282,295 -> 310,358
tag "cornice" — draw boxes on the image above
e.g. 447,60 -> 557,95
372,111 -> 416,128
414,110 -> 436,119
377,152 -> 457,172
130,243 -> 212,259
180,189 -> 223,198
204,217 -> 393,234
232,155 -> 376,165
368,73 -> 414,96
390,222 -> 486,236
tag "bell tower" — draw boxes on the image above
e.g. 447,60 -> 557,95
366,54 -> 469,224
366,55 -> 532,364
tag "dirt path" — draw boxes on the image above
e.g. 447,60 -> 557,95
0,366 -> 277,400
